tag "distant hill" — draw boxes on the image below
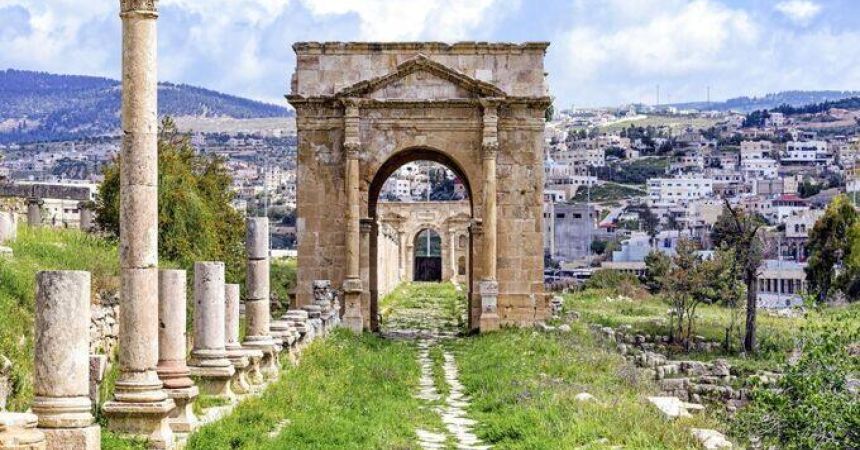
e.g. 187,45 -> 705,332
670,90 -> 860,113
0,69 -> 292,144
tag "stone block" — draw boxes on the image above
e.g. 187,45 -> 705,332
40,425 -> 100,450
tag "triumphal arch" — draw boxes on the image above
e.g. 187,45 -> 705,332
288,42 -> 551,332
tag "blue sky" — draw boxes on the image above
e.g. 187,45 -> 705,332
1,0 -> 858,108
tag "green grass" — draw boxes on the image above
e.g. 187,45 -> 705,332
448,325 -> 718,449
570,182 -> 646,202
564,288 -> 860,373
0,226 -> 119,410
186,329 -> 441,450
379,282 -> 467,333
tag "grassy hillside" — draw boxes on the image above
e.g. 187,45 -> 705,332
0,69 -> 292,144
0,226 -> 118,410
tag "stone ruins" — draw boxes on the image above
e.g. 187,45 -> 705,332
0,2 -> 559,448
288,41 -> 552,333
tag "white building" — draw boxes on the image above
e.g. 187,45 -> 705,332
781,140 -> 830,164
740,140 -> 773,160
647,177 -> 714,206
741,158 -> 778,180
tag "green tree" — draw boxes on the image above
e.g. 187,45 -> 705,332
664,239 -> 705,346
95,118 -> 246,281
806,194 -> 858,302
644,250 -> 670,293
713,201 -> 764,353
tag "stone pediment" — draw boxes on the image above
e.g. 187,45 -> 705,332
336,54 -> 506,100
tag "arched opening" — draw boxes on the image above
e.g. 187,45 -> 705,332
413,228 -> 442,281
368,147 -> 474,333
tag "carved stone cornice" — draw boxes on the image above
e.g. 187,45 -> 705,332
120,0 -> 158,17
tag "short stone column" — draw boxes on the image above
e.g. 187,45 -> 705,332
188,262 -> 235,400
0,412 -> 46,449
312,280 -> 334,335
26,199 -> 43,228
302,305 -> 323,338
32,271 -> 100,449
78,202 -> 94,232
155,270 -> 199,434
241,218 -> 278,379
224,284 -> 252,394
0,211 -> 17,244
281,310 -> 310,352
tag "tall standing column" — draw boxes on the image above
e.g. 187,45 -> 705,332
156,269 -> 198,434
479,99 -> 500,331
33,270 -> 100,449
104,1 -> 175,447
242,217 -> 278,379
188,262 -> 235,400
342,98 -> 363,333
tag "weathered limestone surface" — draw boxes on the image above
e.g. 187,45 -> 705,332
155,269 -> 198,434
242,218 -> 278,379
26,199 -> 42,228
188,262 -> 235,400
104,1 -> 175,447
0,412 -> 46,449
288,42 -> 550,331
32,271 -> 100,450
223,284 -> 251,395
0,211 -> 16,243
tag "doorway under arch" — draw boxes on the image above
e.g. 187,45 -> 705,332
413,228 -> 442,282
367,147 -> 475,332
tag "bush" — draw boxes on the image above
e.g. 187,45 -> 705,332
732,309 -> 860,449
584,270 -> 644,298
95,118 -> 245,282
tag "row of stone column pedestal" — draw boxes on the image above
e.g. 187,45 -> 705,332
0,228 -> 341,450
18,199 -> 95,231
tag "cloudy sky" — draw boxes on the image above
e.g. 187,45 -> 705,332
1,0 -> 858,108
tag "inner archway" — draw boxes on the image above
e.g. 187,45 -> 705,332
413,228 -> 442,282
368,147 -> 474,333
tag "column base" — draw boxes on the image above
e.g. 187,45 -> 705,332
243,339 -> 278,380
102,398 -> 175,449
479,280 -> 500,333
40,425 -> 100,450
188,366 -> 236,401
164,386 -> 199,434
342,279 -> 363,334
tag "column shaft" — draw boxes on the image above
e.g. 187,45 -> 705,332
481,155 -> 498,280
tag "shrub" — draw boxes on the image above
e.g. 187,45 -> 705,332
584,270 -> 644,298
732,309 -> 860,449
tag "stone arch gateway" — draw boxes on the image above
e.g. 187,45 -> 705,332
288,42 -> 552,332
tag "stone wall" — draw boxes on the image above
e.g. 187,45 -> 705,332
89,291 -> 120,357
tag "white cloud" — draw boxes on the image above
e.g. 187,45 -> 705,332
300,0 -> 510,41
775,1 -> 822,25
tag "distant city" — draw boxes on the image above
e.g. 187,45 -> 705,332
2,70 -> 859,301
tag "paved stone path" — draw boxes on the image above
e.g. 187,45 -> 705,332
414,340 -> 490,450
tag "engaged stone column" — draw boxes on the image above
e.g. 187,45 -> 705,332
242,217 -> 278,379
479,99 -> 500,331
33,271 -> 100,449
342,98 -> 363,334
104,1 -> 175,446
188,262 -> 235,400
26,198 -> 43,228
224,284 -> 253,394
156,270 -> 199,433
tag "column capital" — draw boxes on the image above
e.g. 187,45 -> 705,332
26,197 -> 44,206
345,142 -> 361,159
481,142 -> 499,160
120,0 -> 158,17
